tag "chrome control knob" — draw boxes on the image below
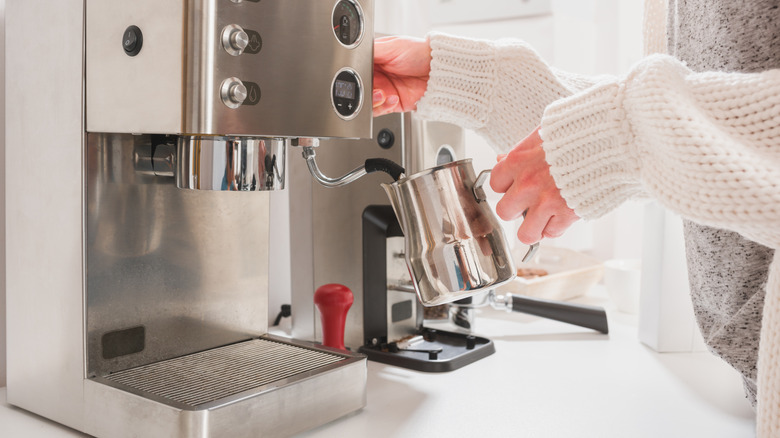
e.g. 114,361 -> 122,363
221,24 -> 249,56
220,78 -> 247,108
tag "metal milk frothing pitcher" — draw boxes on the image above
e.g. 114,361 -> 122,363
383,159 -> 539,306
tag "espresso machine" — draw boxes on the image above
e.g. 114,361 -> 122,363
290,113 -> 497,372
6,0 -> 373,437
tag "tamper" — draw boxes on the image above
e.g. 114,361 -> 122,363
314,283 -> 354,350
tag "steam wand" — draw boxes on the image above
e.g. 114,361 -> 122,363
293,137 -> 405,187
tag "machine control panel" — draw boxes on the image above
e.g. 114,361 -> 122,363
221,77 -> 248,108
221,24 -> 249,56
88,0 -> 375,138
332,0 -> 364,47
122,25 -> 143,56
332,68 -> 362,119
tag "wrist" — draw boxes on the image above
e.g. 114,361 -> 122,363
540,81 -> 643,219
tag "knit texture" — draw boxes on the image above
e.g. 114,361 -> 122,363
668,0 -> 780,414
416,28 -> 780,436
760,257 -> 780,436
644,0 -> 667,55
542,56 -> 780,238
540,57 -> 780,434
417,33 -> 600,153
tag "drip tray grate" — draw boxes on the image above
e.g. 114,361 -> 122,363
102,338 -> 345,408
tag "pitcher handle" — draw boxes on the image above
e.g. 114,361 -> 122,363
518,210 -> 540,262
474,170 -> 540,263
473,169 -> 491,202
474,169 -> 540,262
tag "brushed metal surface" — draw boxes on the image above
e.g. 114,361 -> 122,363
5,0 -> 87,430
290,113 -> 406,348
84,339 -> 367,438
86,133 -> 270,376
176,136 -> 286,190
87,0 -> 374,138
9,1 -> 371,435
407,117 -> 468,176
98,337 -> 352,408
382,159 -> 516,306
290,113 -> 466,348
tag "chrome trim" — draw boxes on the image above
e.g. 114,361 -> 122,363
220,77 -> 247,109
331,67 -> 364,121
220,24 -> 248,56
301,146 -> 367,188
331,0 -> 366,49
176,136 -> 286,191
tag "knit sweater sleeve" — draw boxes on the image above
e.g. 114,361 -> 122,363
415,33 -> 608,153
541,58 -> 780,436
540,54 -> 780,249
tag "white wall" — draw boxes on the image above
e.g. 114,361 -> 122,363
1,0 -> 7,387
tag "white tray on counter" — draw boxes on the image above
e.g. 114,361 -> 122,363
497,246 -> 604,301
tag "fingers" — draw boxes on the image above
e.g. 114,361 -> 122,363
371,74 -> 401,116
490,155 -> 517,194
542,213 -> 579,239
372,91 -> 400,116
516,208 -> 550,245
516,209 -> 579,245
373,90 -> 385,107
494,181 -> 533,221
372,90 -> 399,109
490,130 -> 543,194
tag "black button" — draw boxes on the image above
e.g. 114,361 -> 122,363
377,128 -> 395,149
123,25 -> 143,57
243,81 -> 261,105
244,30 -> 263,54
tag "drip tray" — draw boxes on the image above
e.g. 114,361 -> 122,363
94,336 -> 360,410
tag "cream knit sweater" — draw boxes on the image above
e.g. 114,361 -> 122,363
416,28 -> 780,438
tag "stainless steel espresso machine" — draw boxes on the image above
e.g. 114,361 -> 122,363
290,113 -> 497,372
6,0 -> 373,437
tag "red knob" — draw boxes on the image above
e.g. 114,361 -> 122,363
314,283 -> 353,350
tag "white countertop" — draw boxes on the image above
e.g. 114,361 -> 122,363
1,290 -> 756,438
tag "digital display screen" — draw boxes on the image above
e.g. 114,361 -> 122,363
334,80 -> 356,99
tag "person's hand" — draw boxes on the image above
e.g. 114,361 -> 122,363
490,128 -> 580,244
373,36 -> 432,116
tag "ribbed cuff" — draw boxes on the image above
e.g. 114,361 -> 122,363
757,259 -> 780,437
540,81 -> 644,219
416,33 -> 496,129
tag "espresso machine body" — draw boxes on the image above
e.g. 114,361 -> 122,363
6,1 -> 372,436
290,113 -> 469,348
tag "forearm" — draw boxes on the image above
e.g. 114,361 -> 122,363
416,32 -> 606,153
541,54 -> 780,249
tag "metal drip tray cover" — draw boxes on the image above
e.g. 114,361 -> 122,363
95,336 -> 357,410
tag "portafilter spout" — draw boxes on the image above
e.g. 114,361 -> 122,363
293,137 -> 405,188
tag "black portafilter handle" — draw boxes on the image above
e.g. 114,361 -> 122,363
364,158 -> 405,182
509,294 -> 609,334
